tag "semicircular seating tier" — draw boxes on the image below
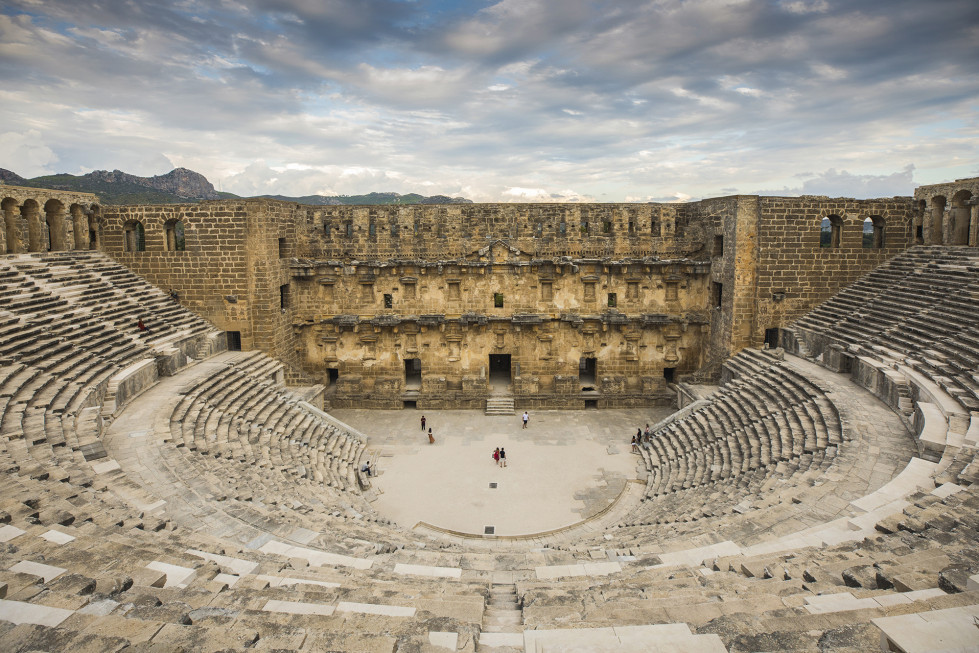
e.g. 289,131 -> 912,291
0,248 -> 977,653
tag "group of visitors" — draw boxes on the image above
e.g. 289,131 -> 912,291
421,415 -> 434,443
631,424 -> 652,453
492,447 -> 507,467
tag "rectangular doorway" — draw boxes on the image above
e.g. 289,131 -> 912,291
488,354 -> 511,387
764,328 -> 780,349
227,331 -> 242,351
404,358 -> 422,389
579,357 -> 597,389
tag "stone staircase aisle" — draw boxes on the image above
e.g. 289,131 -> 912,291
476,583 -> 524,652
485,396 -> 515,415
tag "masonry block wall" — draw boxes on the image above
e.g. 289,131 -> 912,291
287,202 -> 712,408
749,196 -> 913,348
100,200 -> 304,377
91,192 -> 921,406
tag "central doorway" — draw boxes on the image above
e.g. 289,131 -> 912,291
404,358 -> 422,390
488,354 -> 511,393
579,357 -> 597,390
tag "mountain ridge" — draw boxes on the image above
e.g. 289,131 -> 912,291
0,167 -> 471,205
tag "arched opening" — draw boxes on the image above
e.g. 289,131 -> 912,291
1,197 -> 21,254
23,200 -> 42,252
950,190 -> 972,245
915,200 -> 926,244
70,204 -> 88,250
930,195 -> 946,245
44,199 -> 66,251
123,220 -> 145,252
862,215 -> 885,249
164,219 -> 186,251
88,206 -> 101,250
820,215 -> 842,248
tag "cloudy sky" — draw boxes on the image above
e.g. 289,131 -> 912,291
1,0 -> 977,202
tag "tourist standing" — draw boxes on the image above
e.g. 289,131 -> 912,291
421,415 -> 426,431
499,447 -> 507,467
428,428 -> 434,444
522,411 -> 529,429
493,448 -> 500,465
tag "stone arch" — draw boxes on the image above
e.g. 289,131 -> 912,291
123,219 -> 146,252
862,215 -> 885,249
820,214 -> 843,248
164,218 -> 186,251
23,199 -> 42,252
1,197 -> 21,254
44,198 -> 67,251
950,190 -> 972,246
70,204 -> 88,250
88,205 -> 102,250
930,195 -> 946,245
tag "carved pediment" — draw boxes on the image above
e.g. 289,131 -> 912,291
468,239 -> 531,264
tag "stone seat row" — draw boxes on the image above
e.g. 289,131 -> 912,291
516,484 -> 979,651
640,349 -> 842,505
167,352 -> 367,495
786,245 -> 979,489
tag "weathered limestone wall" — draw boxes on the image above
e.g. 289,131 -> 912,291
100,200 -> 304,377
290,256 -> 711,408
91,192 -> 919,407
293,203 -> 708,261
750,196 -> 913,347
914,177 -> 978,246
0,183 -> 101,254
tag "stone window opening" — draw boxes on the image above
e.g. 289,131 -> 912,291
165,220 -> 186,252
345,222 -> 354,238
580,221 -> 589,235
607,292 -> 617,308
628,221 -> 635,234
541,282 -> 553,301
391,223 -> 400,237
820,215 -> 842,248
369,221 -> 376,237
602,220 -> 612,234
280,284 -> 290,311
862,216 -> 885,249
323,222 -> 331,237
558,221 -> 567,236
448,281 -> 461,301
123,220 -> 145,252
494,292 -> 504,308
713,234 -> 724,257
627,282 -> 639,300
383,293 -> 393,308
535,222 -> 543,237
666,281 -> 678,301
712,281 -> 723,310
